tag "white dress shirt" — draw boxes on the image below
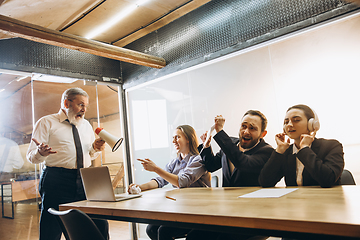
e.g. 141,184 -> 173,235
293,144 -> 305,186
26,109 -> 99,169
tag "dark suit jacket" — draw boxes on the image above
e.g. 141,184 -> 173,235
259,138 -> 344,188
200,130 -> 274,187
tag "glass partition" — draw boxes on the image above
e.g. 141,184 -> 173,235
0,73 -> 39,238
0,73 -> 129,239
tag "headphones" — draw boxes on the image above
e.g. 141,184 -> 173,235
283,107 -> 320,133
308,108 -> 320,132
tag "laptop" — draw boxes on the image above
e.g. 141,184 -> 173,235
80,166 -> 141,202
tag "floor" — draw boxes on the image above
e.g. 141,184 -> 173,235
0,201 -> 131,240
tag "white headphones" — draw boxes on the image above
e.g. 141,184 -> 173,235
308,107 -> 320,132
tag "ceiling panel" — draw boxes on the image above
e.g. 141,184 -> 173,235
0,0 -> 210,45
0,0 -> 100,29
62,0 -> 193,43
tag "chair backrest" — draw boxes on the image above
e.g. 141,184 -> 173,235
48,208 -> 106,240
341,169 -> 356,185
211,175 -> 219,187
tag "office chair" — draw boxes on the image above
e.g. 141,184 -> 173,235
48,208 -> 106,240
211,175 -> 219,187
340,169 -> 356,185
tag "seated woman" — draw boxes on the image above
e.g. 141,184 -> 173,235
128,124 -> 211,240
259,104 -> 344,188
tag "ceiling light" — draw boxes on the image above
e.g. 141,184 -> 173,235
32,73 -> 78,83
85,0 -> 152,39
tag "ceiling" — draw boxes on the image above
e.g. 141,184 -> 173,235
0,0 -> 210,47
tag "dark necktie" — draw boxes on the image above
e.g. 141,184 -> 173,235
66,119 -> 83,169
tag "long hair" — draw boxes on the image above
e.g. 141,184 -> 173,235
176,125 -> 199,156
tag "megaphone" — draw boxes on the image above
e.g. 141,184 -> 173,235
95,128 -> 123,152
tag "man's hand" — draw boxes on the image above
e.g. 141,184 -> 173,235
275,133 -> 290,154
32,138 -> 57,156
200,132 -> 211,148
300,132 -> 316,149
137,158 -> 159,172
93,138 -> 106,151
214,115 -> 225,133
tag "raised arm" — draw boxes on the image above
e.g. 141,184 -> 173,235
214,130 -> 273,172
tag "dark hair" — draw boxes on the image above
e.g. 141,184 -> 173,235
243,110 -> 268,132
176,125 -> 199,156
286,104 -> 315,121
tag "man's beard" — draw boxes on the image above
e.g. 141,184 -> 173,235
67,106 -> 84,127
239,135 -> 259,149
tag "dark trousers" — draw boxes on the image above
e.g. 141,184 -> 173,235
146,224 -> 190,240
39,167 -> 109,240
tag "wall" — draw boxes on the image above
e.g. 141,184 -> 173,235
126,10 -> 360,191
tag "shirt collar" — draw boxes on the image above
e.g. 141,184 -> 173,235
58,109 -> 68,123
178,153 -> 191,163
292,144 -> 299,154
293,143 -> 312,154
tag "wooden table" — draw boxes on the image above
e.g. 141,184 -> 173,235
60,186 -> 360,239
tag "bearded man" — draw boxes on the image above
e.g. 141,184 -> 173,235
186,110 -> 274,240
199,110 -> 274,187
27,87 -> 108,240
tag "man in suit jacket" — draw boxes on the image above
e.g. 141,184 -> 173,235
201,110 -> 273,187
186,110 -> 273,240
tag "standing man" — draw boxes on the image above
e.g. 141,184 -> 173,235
27,87 -> 108,240
186,110 -> 273,240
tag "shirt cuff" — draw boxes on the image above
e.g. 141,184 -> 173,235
33,148 -> 48,163
89,145 -> 97,157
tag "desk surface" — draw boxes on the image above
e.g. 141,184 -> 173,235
60,186 -> 360,239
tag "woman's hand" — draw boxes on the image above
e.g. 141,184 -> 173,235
275,133 -> 290,154
300,132 -> 316,149
137,158 -> 159,172
127,183 -> 141,194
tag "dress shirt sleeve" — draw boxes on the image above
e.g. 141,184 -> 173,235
84,121 -> 101,161
152,160 -> 174,188
297,139 -> 344,188
26,117 -> 49,164
214,130 -> 273,172
258,151 -> 287,187
178,155 -> 207,188
88,143 -> 101,160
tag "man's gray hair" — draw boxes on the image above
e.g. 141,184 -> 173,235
61,87 -> 89,109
